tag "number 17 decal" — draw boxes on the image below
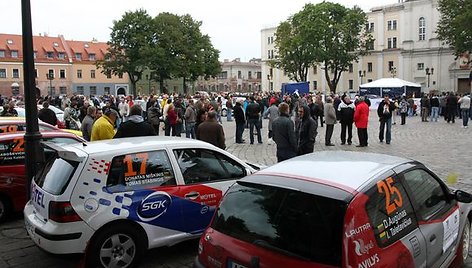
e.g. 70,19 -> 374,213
377,177 -> 403,215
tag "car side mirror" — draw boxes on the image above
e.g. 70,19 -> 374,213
453,190 -> 472,203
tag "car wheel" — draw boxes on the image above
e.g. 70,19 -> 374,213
221,108 -> 227,117
0,196 -> 11,222
86,224 -> 145,268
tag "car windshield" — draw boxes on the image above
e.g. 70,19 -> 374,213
212,180 -> 346,266
34,153 -> 79,195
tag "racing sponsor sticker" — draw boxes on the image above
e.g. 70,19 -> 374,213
137,191 -> 172,222
345,223 -> 371,238
354,239 -> 374,256
442,209 -> 460,253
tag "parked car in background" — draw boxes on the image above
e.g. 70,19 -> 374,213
0,118 -> 82,137
0,131 -> 84,222
196,151 -> 472,268
24,136 -> 259,267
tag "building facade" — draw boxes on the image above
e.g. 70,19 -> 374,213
197,58 -> 262,92
261,0 -> 470,95
0,33 -> 128,97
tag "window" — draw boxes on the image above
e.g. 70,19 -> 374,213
90,86 -> 97,96
77,86 -> 84,95
387,37 -> 397,49
0,51 -> 4,57
11,51 -> 18,58
388,61 -> 394,71
270,82 -> 273,91
313,81 -> 318,90
106,73 -> 112,79
88,53 -> 96,61
90,70 -> 96,79
104,87 -> 110,94
268,37 -> 271,44
349,80 -> 353,90
12,69 -> 19,78
365,175 -> 417,247
1,68 -> 8,78
59,86 -> 67,95
33,154 -> 79,195
256,71 -> 262,79
368,79 -> 373,83
419,17 -> 426,41
53,42 -> 59,47
367,62 -> 373,72
75,53 -> 82,60
58,52 -> 65,59
219,71 -> 227,79
60,69 -> 66,79
267,50 -> 271,59
47,69 -> 54,79
417,63 -> 424,70
238,70 -> 242,79
33,52 -> 37,59
367,40 -> 374,51
212,179 -> 346,266
106,151 -> 176,192
366,22 -> 374,32
248,71 -> 252,79
348,64 -> 353,73
313,66 -> 318,74
387,20 -> 397,31
402,169 -> 450,221
46,52 -> 54,59
118,73 -> 123,79
77,69 -> 82,79
34,69 -> 38,78
174,149 -> 245,184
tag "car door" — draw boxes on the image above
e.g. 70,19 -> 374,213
399,168 -> 459,268
172,148 -> 247,234
360,170 -> 427,268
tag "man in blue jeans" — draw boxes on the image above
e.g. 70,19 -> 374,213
459,94 -> 471,128
246,96 -> 263,144
377,94 -> 397,144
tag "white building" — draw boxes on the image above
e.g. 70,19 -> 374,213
261,0 -> 471,95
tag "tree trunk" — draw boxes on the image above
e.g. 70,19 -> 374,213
183,77 -> 188,95
159,79 -> 167,94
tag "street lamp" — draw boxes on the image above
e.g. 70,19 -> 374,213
425,67 -> 434,88
390,66 -> 397,78
46,73 -> 54,96
359,70 -> 366,84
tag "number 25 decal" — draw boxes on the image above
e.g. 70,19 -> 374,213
123,153 -> 149,177
377,177 -> 403,215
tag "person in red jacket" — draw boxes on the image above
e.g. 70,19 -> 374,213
354,97 -> 369,147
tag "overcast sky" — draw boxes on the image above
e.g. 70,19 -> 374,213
1,0 -> 394,61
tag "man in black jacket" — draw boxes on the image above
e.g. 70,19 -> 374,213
38,101 -> 57,126
338,96 -> 355,145
377,94 -> 396,144
272,103 -> 297,162
296,105 -> 317,155
246,96 -> 262,144
233,101 -> 246,143
114,105 -> 156,138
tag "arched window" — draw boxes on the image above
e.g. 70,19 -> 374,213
419,17 -> 426,41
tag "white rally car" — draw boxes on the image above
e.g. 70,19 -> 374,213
24,136 -> 258,267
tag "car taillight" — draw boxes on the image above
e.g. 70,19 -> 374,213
49,201 -> 82,223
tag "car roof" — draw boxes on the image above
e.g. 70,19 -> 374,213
255,151 -> 411,193
0,131 -> 82,140
64,136 -> 223,155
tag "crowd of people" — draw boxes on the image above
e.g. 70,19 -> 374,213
0,89 -> 470,163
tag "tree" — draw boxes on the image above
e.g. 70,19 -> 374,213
273,2 -> 372,94
437,0 -> 472,59
97,9 -> 154,96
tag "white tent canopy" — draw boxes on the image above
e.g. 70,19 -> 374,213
360,78 -> 421,88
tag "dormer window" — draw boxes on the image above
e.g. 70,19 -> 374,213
11,51 -> 18,58
58,52 -> 65,59
0,51 -> 4,57
88,53 -> 96,61
75,53 -> 82,60
53,42 -> 59,47
84,43 -> 89,48
7,39 -> 13,44
47,52 -> 54,59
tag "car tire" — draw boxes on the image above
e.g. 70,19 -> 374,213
0,196 -> 11,222
452,218 -> 471,267
86,224 -> 145,268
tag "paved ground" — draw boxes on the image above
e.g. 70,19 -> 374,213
1,112 -> 471,268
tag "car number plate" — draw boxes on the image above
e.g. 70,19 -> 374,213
227,260 -> 247,268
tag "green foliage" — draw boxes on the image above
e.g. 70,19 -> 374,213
97,9 -> 220,95
273,2 -> 372,93
437,0 -> 472,58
